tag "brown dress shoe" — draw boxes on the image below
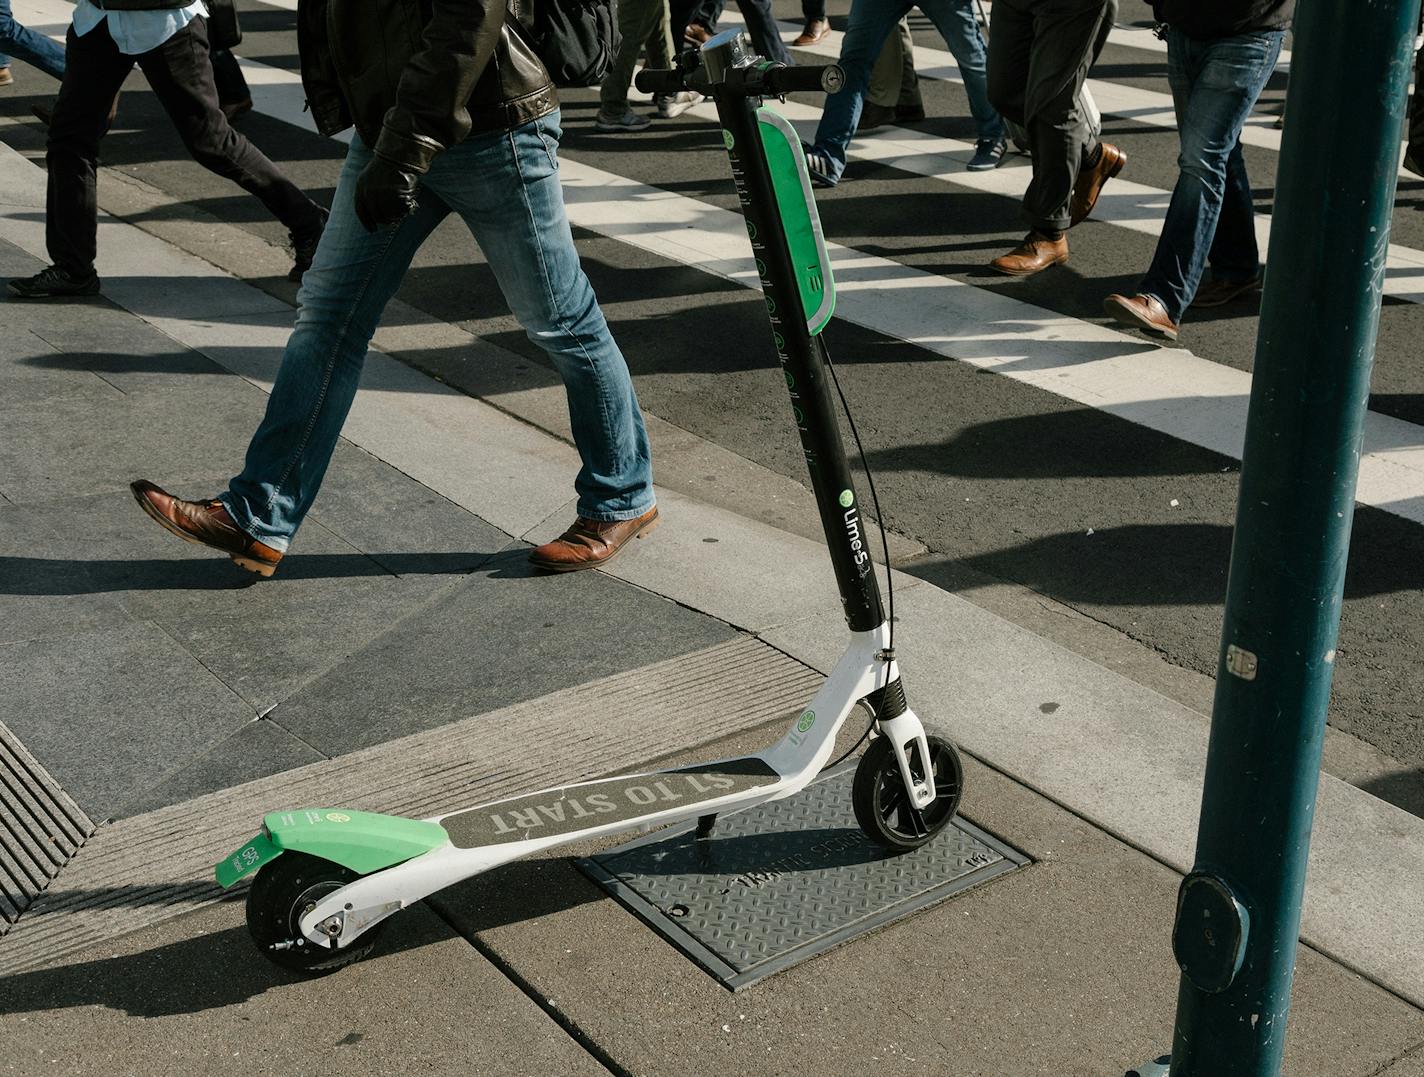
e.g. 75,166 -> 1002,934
1190,274 -> 1262,309
792,18 -> 830,46
529,506 -> 659,573
1070,142 -> 1126,225
130,480 -> 283,577
989,232 -> 1069,277
1103,293 -> 1179,341
683,22 -> 713,45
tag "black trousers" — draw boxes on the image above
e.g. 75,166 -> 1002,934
45,16 -> 318,276
671,0 -> 791,64
986,0 -> 1115,232
1409,40 -> 1423,167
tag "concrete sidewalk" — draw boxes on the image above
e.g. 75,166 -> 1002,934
1,139 -> 1423,1074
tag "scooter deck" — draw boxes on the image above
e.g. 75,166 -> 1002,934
442,757 -> 779,848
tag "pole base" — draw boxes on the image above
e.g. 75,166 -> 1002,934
1125,1056 -> 1170,1077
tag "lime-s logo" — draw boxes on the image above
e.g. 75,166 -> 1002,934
838,490 -> 854,508
797,710 -> 815,733
722,130 -> 735,150
325,812 -> 351,823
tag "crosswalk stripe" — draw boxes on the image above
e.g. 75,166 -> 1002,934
14,0 -> 1424,530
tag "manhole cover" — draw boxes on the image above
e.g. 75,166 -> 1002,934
0,722 -> 93,934
577,763 -> 1028,989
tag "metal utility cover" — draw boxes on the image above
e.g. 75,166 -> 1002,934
577,764 -> 1028,990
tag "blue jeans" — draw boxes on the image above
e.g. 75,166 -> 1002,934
810,0 -> 1000,183
0,0 -> 66,79
224,113 -> 655,552
1139,28 -> 1283,323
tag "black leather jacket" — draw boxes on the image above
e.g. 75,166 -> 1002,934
297,0 -> 558,174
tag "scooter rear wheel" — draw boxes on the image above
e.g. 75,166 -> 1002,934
852,732 -> 964,852
246,851 -> 385,973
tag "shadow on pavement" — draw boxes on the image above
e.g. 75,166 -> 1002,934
0,549 -> 513,594
0,908 -> 446,1019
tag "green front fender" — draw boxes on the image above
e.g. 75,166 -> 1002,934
215,808 -> 450,888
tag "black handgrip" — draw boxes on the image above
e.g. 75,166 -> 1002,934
762,63 -> 844,95
635,68 -> 685,94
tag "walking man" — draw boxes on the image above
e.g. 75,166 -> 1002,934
1104,0 -> 1293,340
985,0 -> 1125,276
8,0 -> 326,298
802,0 -> 1005,186
130,0 -> 657,578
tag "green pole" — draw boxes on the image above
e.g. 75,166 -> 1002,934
1164,3 -> 1421,1075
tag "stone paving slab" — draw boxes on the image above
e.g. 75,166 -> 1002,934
0,502 -> 135,646
0,901 -> 606,1077
115,717 -> 326,820
270,545 -> 739,757
0,621 -> 254,820
25,487 -> 464,717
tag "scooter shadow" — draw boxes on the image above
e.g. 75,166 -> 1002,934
0,905 -> 448,1019
605,825 -> 894,879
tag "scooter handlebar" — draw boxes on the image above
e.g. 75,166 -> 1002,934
762,63 -> 844,96
633,62 -> 845,97
634,68 -> 686,95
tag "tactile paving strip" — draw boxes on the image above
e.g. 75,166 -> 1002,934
0,722 -> 93,935
578,764 -> 1028,989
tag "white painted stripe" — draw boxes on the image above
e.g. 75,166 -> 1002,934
14,0 -> 1424,528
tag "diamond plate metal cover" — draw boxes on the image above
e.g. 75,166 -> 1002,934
577,764 -> 1028,989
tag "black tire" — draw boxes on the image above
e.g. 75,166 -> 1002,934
852,731 -> 964,852
246,851 -> 386,974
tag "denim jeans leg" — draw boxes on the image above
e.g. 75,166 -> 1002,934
426,113 -> 654,521
919,0 -> 1002,140
0,0 -> 67,79
1206,140 -> 1259,283
1139,29 -> 1282,321
223,137 -> 447,550
811,0 -> 907,178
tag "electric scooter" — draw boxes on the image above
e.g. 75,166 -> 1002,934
218,32 -> 967,973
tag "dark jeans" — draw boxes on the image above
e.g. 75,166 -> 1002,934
1139,28 -> 1283,322
1408,40 -> 1423,169
46,16 -> 320,276
671,0 -> 791,63
986,0 -> 1115,232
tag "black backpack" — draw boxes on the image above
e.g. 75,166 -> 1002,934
520,0 -> 620,88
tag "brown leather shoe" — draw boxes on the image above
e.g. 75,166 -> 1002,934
130,480 -> 283,577
683,22 -> 713,45
989,232 -> 1069,277
792,18 -> 830,46
1070,142 -> 1126,226
1190,274 -> 1262,309
529,506 -> 659,573
1103,293 -> 1179,341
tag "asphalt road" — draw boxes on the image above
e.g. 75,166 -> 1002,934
2,0 -> 1422,772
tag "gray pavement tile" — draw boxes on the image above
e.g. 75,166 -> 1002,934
429,743 -> 1424,1077
28,488 -> 476,715
0,502 -> 135,645
0,622 -> 254,820
307,440 -> 517,572
114,718 -> 326,819
0,378 -> 268,503
0,901 -> 604,1077
0,328 -> 127,408
271,545 -> 739,756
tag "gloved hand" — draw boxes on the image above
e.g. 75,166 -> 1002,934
353,155 -> 420,233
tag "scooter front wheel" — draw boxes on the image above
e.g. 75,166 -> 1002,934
246,851 -> 386,973
852,732 -> 964,852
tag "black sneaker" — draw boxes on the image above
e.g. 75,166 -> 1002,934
8,265 -> 101,298
289,206 -> 328,283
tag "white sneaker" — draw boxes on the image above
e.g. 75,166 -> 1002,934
655,91 -> 701,119
595,109 -> 652,133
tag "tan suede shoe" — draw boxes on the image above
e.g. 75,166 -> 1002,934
989,232 -> 1069,277
1070,142 -> 1127,225
130,480 -> 283,577
1103,293 -> 1180,341
529,506 -> 660,572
